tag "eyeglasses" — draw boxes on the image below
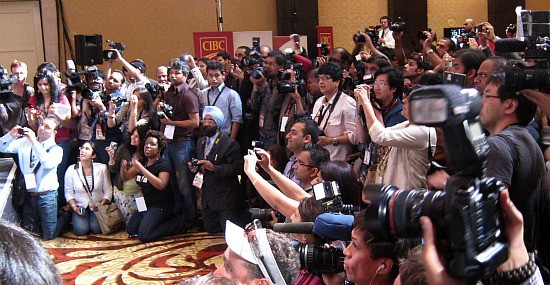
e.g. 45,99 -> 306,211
297,160 -> 316,168
373,81 -> 390,87
317,75 -> 333,82
201,119 -> 216,124
482,94 -> 500,100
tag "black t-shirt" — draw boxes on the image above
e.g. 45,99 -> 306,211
136,157 -> 174,210
487,125 -> 545,251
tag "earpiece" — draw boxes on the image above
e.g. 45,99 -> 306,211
378,264 -> 386,270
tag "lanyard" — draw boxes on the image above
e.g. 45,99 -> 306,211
207,86 -> 226,107
80,163 -> 95,193
315,91 -> 341,132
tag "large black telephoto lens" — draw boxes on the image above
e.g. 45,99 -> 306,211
364,184 -> 445,241
298,244 -> 344,274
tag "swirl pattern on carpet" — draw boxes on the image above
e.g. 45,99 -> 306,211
42,231 -> 226,284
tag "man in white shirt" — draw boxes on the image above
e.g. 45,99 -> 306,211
378,16 -> 395,49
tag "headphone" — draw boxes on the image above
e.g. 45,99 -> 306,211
378,264 -> 386,270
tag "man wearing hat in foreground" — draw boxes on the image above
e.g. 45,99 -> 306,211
214,220 -> 300,284
191,106 -> 248,233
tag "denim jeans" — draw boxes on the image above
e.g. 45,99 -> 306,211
127,208 -> 182,243
71,208 -> 101,236
22,190 -> 59,240
163,140 -> 196,224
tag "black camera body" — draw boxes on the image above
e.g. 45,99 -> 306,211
111,96 -> 127,105
156,103 -> 174,119
390,17 -> 406,33
353,26 -> 380,47
298,244 -> 344,274
190,158 -> 200,174
103,40 -> 125,61
277,53 -> 307,96
312,181 -> 355,215
418,28 -> 437,41
0,65 -> 17,96
363,85 -> 509,281
249,208 -> 285,223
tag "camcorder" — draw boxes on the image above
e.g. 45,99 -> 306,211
494,7 -> 550,92
389,17 -> 406,33
277,50 -> 307,96
0,65 -> 17,97
156,102 -> 174,119
65,65 -> 103,100
363,85 -> 509,281
103,40 -> 126,61
274,213 -> 354,274
353,26 -> 381,48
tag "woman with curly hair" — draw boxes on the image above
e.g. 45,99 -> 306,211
124,130 -> 183,242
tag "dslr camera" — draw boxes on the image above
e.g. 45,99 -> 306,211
418,28 -> 437,41
364,85 -> 509,281
190,158 -> 201,174
353,25 -> 381,48
312,181 -> 355,215
156,102 -> 174,119
312,42 -> 331,68
277,51 -> 307,96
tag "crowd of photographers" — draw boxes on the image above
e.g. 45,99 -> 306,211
0,12 -> 549,285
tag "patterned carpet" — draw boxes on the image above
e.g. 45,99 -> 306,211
41,231 -> 227,285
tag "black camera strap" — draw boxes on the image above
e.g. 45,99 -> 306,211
316,90 -> 342,132
207,85 -> 226,107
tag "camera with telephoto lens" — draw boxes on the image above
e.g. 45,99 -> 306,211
249,208 -> 286,223
390,17 -> 406,33
103,40 -> 126,61
312,42 -> 331,68
312,181 -> 355,215
298,244 -> 344,274
156,103 -> 174,119
250,66 -> 269,80
277,50 -> 307,96
241,53 -> 262,68
353,26 -> 381,48
363,85 -> 509,281
0,65 -> 17,96
190,158 -> 200,174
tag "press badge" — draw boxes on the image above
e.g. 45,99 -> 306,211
280,116 -> 289,132
192,172 -> 204,188
136,175 -> 148,184
259,112 -> 265,128
95,125 -> 105,140
24,173 -> 37,190
135,196 -> 147,212
164,125 -> 175,140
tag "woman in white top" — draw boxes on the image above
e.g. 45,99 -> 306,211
356,85 -> 436,190
65,141 -> 113,235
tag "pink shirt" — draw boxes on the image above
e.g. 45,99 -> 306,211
29,94 -> 71,142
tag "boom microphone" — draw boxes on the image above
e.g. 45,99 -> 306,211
273,222 -> 313,234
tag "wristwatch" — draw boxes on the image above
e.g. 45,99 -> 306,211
332,137 -> 338,146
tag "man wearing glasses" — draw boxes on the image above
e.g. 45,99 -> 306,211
192,106 -> 247,233
198,60 -> 242,139
311,62 -> 358,161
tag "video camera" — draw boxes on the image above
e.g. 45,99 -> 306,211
274,213 -> 353,274
494,7 -> 550,91
363,85 -> 509,281
103,40 -> 126,61
0,65 -> 17,97
65,65 -> 103,100
390,17 -> 406,33
353,26 -> 381,48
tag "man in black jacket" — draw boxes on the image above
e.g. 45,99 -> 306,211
192,106 -> 248,233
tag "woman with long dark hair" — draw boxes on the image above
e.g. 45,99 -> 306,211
107,87 -> 159,140
64,141 -> 112,235
107,124 -> 149,224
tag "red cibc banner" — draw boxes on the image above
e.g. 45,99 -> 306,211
193,31 -> 234,59
316,26 -> 334,54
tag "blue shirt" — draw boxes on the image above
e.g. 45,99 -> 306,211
199,83 -> 243,135
0,134 -> 62,192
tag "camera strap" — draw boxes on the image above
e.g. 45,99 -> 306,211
316,90 -> 341,132
207,85 -> 226,107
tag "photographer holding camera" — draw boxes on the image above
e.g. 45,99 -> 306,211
158,60 -> 200,230
249,50 -> 289,149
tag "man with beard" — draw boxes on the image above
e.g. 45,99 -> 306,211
191,106 -> 247,233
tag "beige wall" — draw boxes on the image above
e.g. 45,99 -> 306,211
57,0 -> 276,78
428,0 -> 488,37
319,0 -> 388,52
526,0 -> 550,11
